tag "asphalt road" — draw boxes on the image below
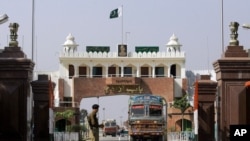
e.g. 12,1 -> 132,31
99,130 -> 129,141
100,135 -> 129,141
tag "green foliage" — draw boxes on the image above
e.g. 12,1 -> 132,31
55,109 -> 75,119
172,94 -> 191,131
80,109 -> 88,122
185,128 -> 192,131
55,109 -> 75,132
172,94 -> 191,113
67,124 -> 87,132
169,126 -> 176,132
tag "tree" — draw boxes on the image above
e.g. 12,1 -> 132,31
172,94 -> 191,131
55,109 -> 75,131
80,109 -> 88,124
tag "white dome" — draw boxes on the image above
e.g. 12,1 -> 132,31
63,33 -> 78,47
166,34 -> 182,46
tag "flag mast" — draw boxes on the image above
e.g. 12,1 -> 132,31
121,5 -> 124,45
110,5 -> 124,45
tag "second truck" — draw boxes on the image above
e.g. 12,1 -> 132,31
102,119 -> 118,137
128,94 -> 167,141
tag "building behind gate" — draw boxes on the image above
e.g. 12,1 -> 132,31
35,33 -> 194,132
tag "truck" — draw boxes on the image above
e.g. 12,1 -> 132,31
102,119 -> 118,137
128,94 -> 167,141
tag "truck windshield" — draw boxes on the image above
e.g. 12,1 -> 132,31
105,122 -> 116,127
131,105 -> 144,117
105,122 -> 110,126
110,122 -> 116,126
149,105 -> 162,116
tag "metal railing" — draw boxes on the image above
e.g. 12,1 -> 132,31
54,132 -> 79,141
56,101 -> 79,108
60,51 -> 185,58
167,131 -> 194,141
69,74 -> 182,79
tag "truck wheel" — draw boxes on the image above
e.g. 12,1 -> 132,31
129,136 -> 134,141
157,136 -> 164,141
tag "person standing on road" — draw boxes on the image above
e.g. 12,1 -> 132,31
88,104 -> 103,141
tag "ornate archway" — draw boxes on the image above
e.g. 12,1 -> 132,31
176,118 -> 192,131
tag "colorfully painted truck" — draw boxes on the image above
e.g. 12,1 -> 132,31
102,119 -> 118,137
128,94 -> 167,141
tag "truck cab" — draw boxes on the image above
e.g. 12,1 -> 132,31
102,119 -> 118,137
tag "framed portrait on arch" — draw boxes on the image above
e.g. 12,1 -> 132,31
118,44 -> 127,57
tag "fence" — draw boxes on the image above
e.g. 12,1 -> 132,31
167,131 -> 194,141
54,132 -> 79,141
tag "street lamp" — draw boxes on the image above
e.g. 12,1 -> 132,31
125,32 -> 130,44
120,116 -> 123,127
103,108 -> 105,121
0,14 -> 8,47
242,23 -> 250,29
32,0 -> 35,61
0,14 -> 8,24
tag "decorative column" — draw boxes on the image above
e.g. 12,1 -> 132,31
31,74 -> 55,141
167,65 -> 171,77
136,64 -> 140,77
0,23 -> 34,141
73,64 -> 79,77
121,61 -> 124,77
152,65 -> 155,78
121,66 -> 124,77
105,64 -> 108,78
213,21 -> 250,141
197,75 -> 217,141
116,66 -> 119,77
89,63 -> 93,78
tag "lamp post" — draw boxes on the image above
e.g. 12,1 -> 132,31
242,24 -> 250,29
221,0 -> 224,53
103,108 -> 105,121
125,32 -> 130,44
242,23 -> 250,50
120,116 -> 123,127
97,96 -> 99,122
0,14 -> 8,47
32,0 -> 35,61
0,14 -> 8,24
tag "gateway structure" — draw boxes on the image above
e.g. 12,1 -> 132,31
53,33 -> 192,131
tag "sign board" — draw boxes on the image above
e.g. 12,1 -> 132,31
86,46 -> 110,53
135,46 -> 159,53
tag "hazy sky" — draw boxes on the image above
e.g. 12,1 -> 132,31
80,95 -> 129,125
1,0 -> 250,71
1,0 -> 250,123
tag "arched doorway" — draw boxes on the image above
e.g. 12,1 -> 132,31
176,119 -> 192,131
55,119 -> 72,132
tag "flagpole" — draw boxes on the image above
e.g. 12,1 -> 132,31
221,0 -> 224,54
121,5 -> 123,45
32,0 -> 35,61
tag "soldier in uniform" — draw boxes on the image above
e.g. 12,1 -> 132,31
88,104 -> 103,141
